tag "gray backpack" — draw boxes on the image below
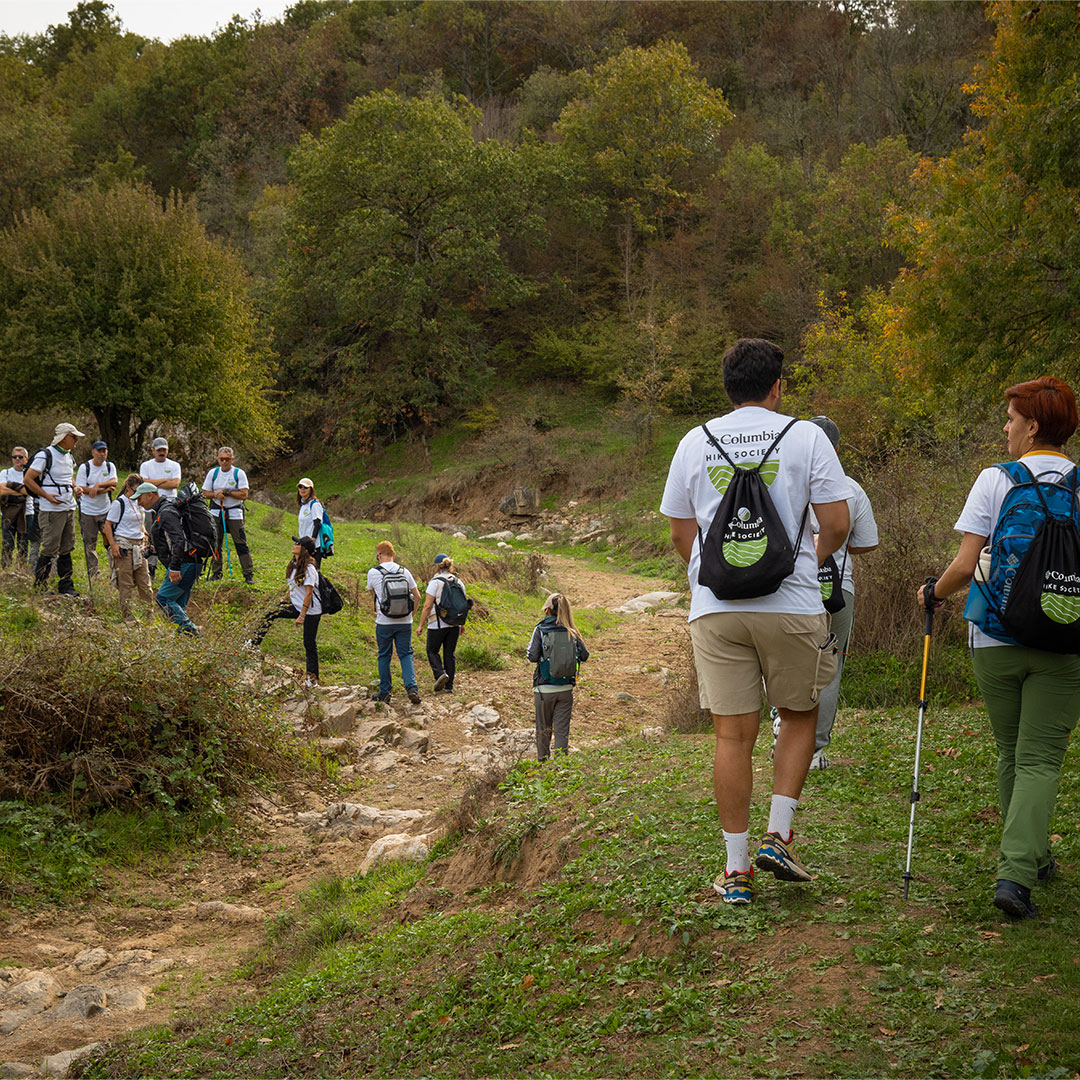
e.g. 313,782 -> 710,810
376,564 -> 414,617
541,625 -> 578,680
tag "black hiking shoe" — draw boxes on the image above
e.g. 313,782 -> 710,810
408,688 -> 422,705
994,879 -> 1037,919
434,673 -> 449,691
371,691 -> 391,704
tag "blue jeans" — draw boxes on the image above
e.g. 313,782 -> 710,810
156,562 -> 200,632
376,623 -> 417,696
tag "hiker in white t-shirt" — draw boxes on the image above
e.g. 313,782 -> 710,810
102,473 -> 153,619
660,338 -> 850,906
366,540 -> 421,704
296,478 -> 326,567
140,437 -> 181,500
0,446 -> 30,567
75,440 -> 118,579
416,553 -> 467,693
23,422 -> 85,596
916,376 -> 1080,921
247,536 -> 323,688
202,446 -> 254,584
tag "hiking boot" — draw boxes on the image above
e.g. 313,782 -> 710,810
713,868 -> 754,905
304,674 -> 319,689
755,831 -> 812,882
209,573 -> 223,582
244,577 -> 254,586
408,688 -> 422,705
994,879 -> 1037,919
371,692 -> 391,704
434,673 -> 449,691
1038,856 -> 1057,883
810,748 -> 830,771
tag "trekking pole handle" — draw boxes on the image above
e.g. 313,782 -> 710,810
923,576 -> 937,635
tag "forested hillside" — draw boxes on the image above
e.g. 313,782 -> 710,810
8,0 -> 1066,467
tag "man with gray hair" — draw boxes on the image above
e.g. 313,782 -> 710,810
201,446 -> 254,584
23,422 -> 84,595
0,446 -> 30,567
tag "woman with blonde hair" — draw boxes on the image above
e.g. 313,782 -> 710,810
526,592 -> 589,761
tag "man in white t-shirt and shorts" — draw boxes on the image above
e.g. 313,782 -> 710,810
75,440 -> 118,579
661,338 -> 851,905
24,422 -> 84,596
366,540 -> 422,705
202,446 -> 254,584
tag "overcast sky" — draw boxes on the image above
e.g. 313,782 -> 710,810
0,0 -> 290,42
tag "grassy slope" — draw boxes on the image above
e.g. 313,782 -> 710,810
85,705 -> 1080,1079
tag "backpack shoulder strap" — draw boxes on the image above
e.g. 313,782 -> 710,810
757,418 -> 801,472
995,460 -> 1033,486
212,466 -> 219,486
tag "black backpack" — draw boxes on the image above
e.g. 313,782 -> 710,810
817,548 -> 848,614
434,574 -> 472,626
376,564 -> 414,617
697,419 -> 808,601
173,482 -> 218,561
318,573 -> 343,616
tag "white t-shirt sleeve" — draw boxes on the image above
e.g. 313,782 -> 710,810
807,428 -> 852,505
106,500 -> 123,524
76,464 -> 88,487
659,433 -> 695,519
202,469 -> 216,491
848,482 -> 879,549
954,468 -> 1002,538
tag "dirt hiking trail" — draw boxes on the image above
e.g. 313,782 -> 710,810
0,554 -> 691,1072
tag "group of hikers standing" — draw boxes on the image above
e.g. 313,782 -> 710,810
662,336 -> 1077,922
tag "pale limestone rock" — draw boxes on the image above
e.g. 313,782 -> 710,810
195,902 -> 265,924
41,1042 -> 101,1078
359,834 -> 429,875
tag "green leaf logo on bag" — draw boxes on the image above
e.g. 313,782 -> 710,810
709,459 -> 779,495
722,506 -> 768,567
820,578 -> 834,602
1040,589 -> 1080,625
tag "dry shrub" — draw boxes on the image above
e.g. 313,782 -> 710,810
851,445 -> 971,657
434,761 -> 509,839
259,508 -> 285,532
0,606 -> 295,813
663,632 -> 711,734
462,551 -> 547,595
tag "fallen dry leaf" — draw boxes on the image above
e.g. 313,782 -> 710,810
522,973 -> 535,989
879,1028 -> 898,1037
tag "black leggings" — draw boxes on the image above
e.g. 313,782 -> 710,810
425,625 -> 459,688
253,601 -> 321,676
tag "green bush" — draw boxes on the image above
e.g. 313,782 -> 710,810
457,641 -> 508,671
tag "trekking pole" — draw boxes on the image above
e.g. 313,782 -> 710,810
222,511 -> 233,580
903,576 -> 937,900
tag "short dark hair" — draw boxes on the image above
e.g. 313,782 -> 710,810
721,338 -> 784,405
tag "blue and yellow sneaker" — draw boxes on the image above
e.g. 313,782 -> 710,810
713,867 -> 754,905
755,831 -> 812,882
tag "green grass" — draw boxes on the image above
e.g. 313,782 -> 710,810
82,707 -> 1080,1078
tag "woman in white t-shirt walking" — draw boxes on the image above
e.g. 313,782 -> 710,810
296,477 -> 325,567
248,535 -> 323,687
916,376 -> 1080,920
416,553 -> 467,693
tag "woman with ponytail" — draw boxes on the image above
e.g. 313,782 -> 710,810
526,592 -> 589,761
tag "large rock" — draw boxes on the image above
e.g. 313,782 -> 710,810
72,948 -> 109,975
298,803 -> 426,842
195,902 -> 265,924
479,530 -> 513,541
0,972 -> 63,1035
490,728 -> 535,755
318,700 -> 359,735
40,1043 -> 101,1078
0,1063 -> 36,1078
611,591 -> 681,613
398,727 -> 429,753
40,984 -> 107,1022
498,487 -> 540,516
467,704 -> 501,730
359,834 -> 429,875
95,949 -> 174,984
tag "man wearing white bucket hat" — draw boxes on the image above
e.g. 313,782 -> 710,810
23,422 -> 84,595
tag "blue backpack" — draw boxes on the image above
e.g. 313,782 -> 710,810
319,506 -> 334,557
965,460 -> 1080,651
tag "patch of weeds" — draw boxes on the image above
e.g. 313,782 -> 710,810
0,802 -> 103,903
457,640 -> 508,671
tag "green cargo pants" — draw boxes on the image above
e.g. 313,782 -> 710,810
973,645 -> 1080,888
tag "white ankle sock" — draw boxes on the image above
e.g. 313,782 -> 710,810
722,830 -> 750,873
767,795 -> 798,839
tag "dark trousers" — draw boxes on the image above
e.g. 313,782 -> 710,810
425,625 -> 460,688
1,504 -> 26,566
252,601 -> 321,676
212,513 -> 254,581
534,688 -> 574,761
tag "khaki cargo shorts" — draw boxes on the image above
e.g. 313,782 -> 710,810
690,610 -> 837,715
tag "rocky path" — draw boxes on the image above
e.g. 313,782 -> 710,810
0,555 -> 689,1076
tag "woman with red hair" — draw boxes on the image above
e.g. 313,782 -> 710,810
916,376 -> 1080,920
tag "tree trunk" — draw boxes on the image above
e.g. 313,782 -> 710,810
92,405 -> 135,468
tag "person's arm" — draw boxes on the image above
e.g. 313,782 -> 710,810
526,626 -> 543,662
22,467 -> 59,505
74,465 -> 86,497
667,517 -> 698,565
410,586 -> 422,617
103,517 -> 120,558
848,543 -> 878,555
417,594 -> 435,636
811,500 -> 850,565
101,472 -> 118,493
0,478 -> 15,496
296,583 -> 313,625
917,532 -> 985,608
157,477 -> 181,491
230,486 -> 249,502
